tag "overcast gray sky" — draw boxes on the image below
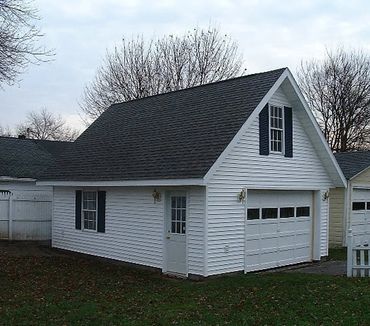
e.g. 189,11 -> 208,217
1,0 -> 370,132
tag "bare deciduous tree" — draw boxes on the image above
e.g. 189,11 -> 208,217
0,0 -> 52,86
17,109 -> 79,141
80,27 -> 245,122
0,125 -> 13,137
298,49 -> 370,152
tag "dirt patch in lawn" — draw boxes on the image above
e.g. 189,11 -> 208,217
0,240 -> 66,257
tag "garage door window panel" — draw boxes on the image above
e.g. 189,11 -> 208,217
296,206 -> 310,217
353,202 -> 366,211
262,208 -> 278,219
247,208 -> 260,220
280,207 -> 294,218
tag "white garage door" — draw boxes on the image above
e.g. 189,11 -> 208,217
351,189 -> 370,245
246,190 -> 313,272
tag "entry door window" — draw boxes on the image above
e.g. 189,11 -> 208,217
171,196 -> 186,234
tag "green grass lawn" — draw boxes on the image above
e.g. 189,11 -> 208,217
0,252 -> 369,325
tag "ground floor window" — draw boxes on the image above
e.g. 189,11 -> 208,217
82,191 -> 97,230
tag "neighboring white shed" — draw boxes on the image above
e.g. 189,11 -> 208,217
329,151 -> 370,247
0,137 -> 71,240
38,68 -> 346,277
0,180 -> 52,240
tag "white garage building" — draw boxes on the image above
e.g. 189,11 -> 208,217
38,68 -> 345,277
330,151 -> 370,247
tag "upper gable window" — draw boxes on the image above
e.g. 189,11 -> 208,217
269,105 -> 284,153
259,104 -> 292,157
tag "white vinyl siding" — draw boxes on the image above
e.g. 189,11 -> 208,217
52,186 -> 205,275
187,187 -> 206,275
206,86 -> 333,275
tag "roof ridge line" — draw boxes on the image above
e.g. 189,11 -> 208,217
0,136 -> 71,143
110,67 -> 287,108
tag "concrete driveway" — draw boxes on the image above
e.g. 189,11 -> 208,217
287,260 -> 346,276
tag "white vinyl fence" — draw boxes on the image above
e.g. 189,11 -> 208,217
0,190 -> 52,240
347,229 -> 370,277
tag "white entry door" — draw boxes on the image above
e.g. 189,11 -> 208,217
165,192 -> 187,275
351,189 -> 370,245
246,190 -> 313,272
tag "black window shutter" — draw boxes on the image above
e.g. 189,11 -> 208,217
284,106 -> 293,157
259,104 -> 269,155
75,190 -> 82,230
97,191 -> 106,233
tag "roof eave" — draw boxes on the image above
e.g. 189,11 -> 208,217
0,176 -> 36,182
36,178 -> 206,187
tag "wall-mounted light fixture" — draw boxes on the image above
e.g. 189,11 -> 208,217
152,189 -> 161,203
238,188 -> 246,202
322,190 -> 329,201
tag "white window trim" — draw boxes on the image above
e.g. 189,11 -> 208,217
81,190 -> 98,232
268,104 -> 285,154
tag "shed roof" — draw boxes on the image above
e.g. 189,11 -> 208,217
0,137 -> 72,180
41,68 -> 286,181
334,151 -> 370,180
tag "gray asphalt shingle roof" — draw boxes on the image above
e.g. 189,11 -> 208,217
334,151 -> 370,180
0,137 -> 71,179
41,68 -> 286,181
